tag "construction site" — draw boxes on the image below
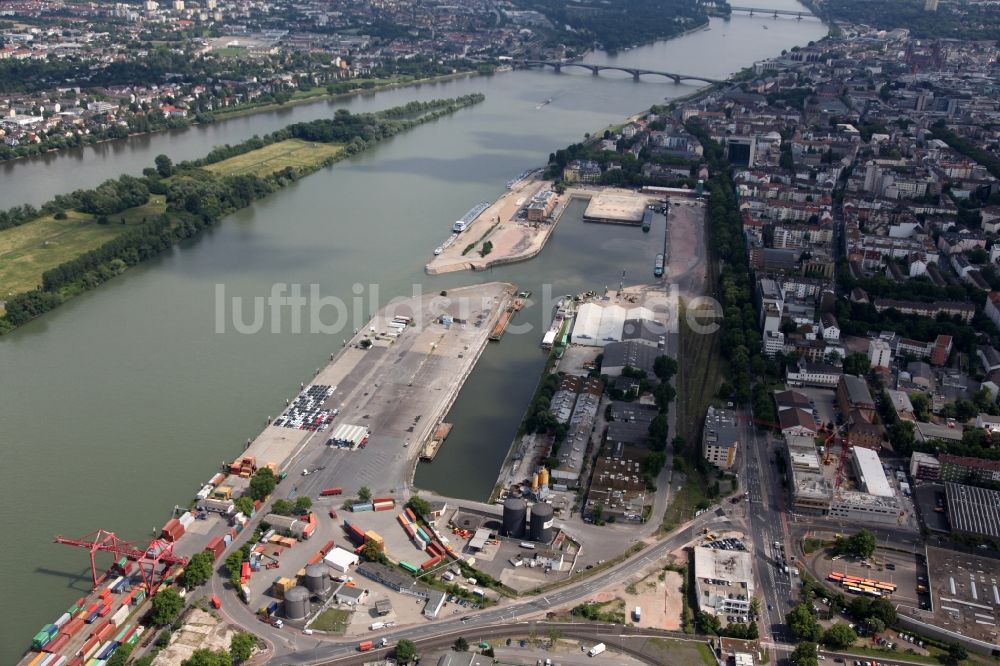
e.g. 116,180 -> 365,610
776,386 -> 917,529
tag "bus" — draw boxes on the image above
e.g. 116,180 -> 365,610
828,572 -> 846,582
857,585 -> 882,597
874,582 -> 897,592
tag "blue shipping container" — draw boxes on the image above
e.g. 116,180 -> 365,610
351,503 -> 373,512
85,611 -> 100,624
97,641 -> 120,661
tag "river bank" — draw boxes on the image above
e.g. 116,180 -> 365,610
0,69 -> 483,169
0,11 -> 828,660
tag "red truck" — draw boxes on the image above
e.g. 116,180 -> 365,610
358,640 -> 374,652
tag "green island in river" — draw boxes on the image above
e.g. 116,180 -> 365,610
0,94 -> 485,333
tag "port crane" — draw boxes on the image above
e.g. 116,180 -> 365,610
54,529 -> 188,596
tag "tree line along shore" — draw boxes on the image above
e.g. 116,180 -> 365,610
0,94 -> 485,334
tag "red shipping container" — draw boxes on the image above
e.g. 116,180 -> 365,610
76,597 -> 87,609
78,636 -> 100,658
320,487 -> 343,496
161,518 -> 184,542
43,633 -> 70,654
67,658 -> 84,666
372,496 -> 393,504
204,536 -> 225,559
240,561 -> 250,580
85,603 -> 100,615
62,617 -> 86,638
420,555 -> 442,570
405,507 -> 417,522
320,540 -> 335,556
96,622 -> 115,641
98,603 -> 113,617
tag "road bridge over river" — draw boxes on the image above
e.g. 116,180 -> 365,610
516,60 -> 725,84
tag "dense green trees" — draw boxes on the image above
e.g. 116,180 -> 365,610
270,499 -> 295,516
180,649 -> 231,666
248,469 -> 277,501
230,632 -> 256,664
155,154 -> 174,178
234,496 -> 255,517
787,603 -> 822,642
394,639 -> 417,664
791,642 -> 819,666
151,588 -> 185,626
821,623 -> 858,649
179,551 -> 215,589
407,495 -> 432,517
832,530 -> 876,559
820,0 -> 1000,41
516,0 -> 709,52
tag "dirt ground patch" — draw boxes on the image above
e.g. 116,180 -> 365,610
151,608 -> 242,666
623,570 -> 683,630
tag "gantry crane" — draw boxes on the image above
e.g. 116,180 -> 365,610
54,529 -> 188,596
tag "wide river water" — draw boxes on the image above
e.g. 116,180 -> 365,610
0,4 -> 824,657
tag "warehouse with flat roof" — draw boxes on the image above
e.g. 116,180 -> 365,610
945,482 -> 1000,539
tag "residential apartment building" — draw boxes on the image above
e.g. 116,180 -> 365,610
703,406 -> 739,470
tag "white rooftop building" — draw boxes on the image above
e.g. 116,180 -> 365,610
693,546 -> 755,617
324,546 -> 360,573
852,446 -> 893,497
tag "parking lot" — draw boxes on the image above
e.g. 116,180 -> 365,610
913,483 -> 950,533
810,547 -> 927,613
273,384 -> 336,431
796,387 -> 838,429
705,537 -> 747,552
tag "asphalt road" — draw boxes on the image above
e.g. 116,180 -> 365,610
741,405 -> 797,661
207,508 -> 733,662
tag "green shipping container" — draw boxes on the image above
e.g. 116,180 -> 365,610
114,625 -> 130,642
31,631 -> 51,649
127,633 -> 140,646
68,604 -> 79,615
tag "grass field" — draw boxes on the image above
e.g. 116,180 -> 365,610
204,139 -> 343,178
307,608 -> 351,634
643,637 -> 717,666
0,196 -> 166,297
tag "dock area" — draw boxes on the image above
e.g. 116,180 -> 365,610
18,281 -> 517,666
425,178 -> 563,275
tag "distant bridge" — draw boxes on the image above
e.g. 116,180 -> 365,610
728,5 -> 812,18
516,60 -> 725,84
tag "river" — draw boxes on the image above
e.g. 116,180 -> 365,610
0,3 -> 824,658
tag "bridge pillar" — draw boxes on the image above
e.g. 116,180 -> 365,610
592,67 -> 599,76
632,71 -> 640,81
553,63 -> 561,73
